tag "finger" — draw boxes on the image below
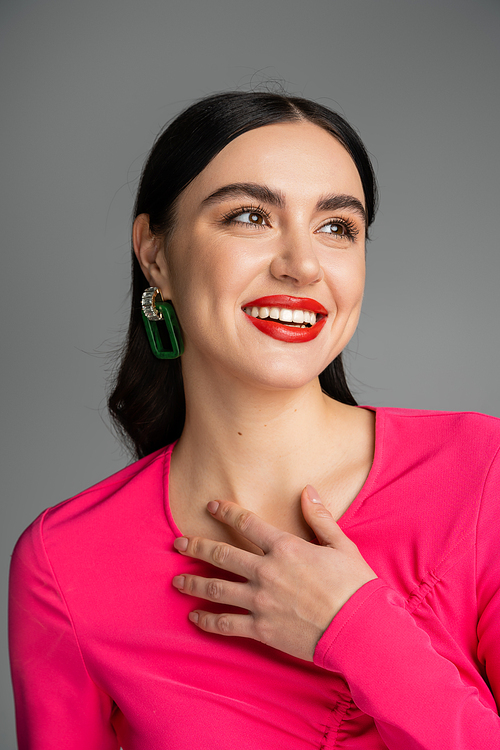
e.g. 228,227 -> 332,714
301,485 -> 348,548
172,574 -> 252,610
188,610 -> 255,639
207,500 -> 283,553
173,535 -> 255,578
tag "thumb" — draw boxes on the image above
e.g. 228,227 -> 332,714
301,485 -> 346,548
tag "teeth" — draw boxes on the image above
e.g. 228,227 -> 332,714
244,305 -> 320,326
279,309 -> 293,322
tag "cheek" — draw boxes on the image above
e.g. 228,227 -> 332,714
165,234 -> 212,302
350,262 -> 366,302
170,232 -> 264,304
165,240 -> 243,330
326,254 -> 366,309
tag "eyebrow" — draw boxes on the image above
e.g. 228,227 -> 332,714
201,182 -> 367,226
201,182 -> 285,210
317,195 -> 367,225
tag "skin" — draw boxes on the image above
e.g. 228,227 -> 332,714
134,121 -> 377,661
172,489 -> 377,662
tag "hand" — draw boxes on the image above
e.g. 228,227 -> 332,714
172,485 -> 377,662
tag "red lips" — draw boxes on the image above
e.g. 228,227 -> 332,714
242,296 -> 327,343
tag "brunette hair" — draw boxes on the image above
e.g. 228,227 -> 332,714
108,91 -> 378,458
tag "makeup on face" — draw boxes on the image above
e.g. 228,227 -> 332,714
163,122 -> 366,388
242,296 -> 328,343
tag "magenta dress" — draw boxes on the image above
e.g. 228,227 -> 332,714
9,408 -> 500,748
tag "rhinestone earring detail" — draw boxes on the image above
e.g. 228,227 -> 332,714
141,287 -> 184,359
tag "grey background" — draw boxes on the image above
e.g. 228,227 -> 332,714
1,0 -> 499,744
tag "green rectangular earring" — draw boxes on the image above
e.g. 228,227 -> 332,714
141,287 -> 184,359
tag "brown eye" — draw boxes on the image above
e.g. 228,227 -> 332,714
317,219 -> 357,239
318,222 -> 346,236
330,223 -> 345,235
243,211 -> 265,225
223,207 -> 271,228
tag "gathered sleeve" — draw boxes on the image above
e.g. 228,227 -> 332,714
314,447 -> 500,750
8,512 -> 119,750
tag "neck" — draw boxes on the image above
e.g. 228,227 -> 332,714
171,365 -> 366,531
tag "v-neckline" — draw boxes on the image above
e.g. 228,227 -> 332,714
161,406 -> 385,539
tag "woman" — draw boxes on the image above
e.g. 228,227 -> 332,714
9,92 -> 500,748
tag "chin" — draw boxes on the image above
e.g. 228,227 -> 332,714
238,360 -> 326,392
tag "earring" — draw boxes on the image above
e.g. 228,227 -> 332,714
141,287 -> 184,359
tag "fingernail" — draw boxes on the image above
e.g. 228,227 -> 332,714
207,500 -> 220,514
306,484 -> 322,503
172,575 -> 185,590
174,537 -> 188,551
189,611 -> 199,623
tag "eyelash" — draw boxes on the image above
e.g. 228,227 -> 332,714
318,217 -> 359,240
221,204 -> 271,228
221,205 -> 359,240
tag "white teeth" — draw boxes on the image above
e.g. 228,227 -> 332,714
244,305 -> 320,326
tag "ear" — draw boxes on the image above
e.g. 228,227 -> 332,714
133,214 -> 173,298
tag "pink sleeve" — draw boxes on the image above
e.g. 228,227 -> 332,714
314,450 -> 500,750
8,513 -> 119,750
476,446 -> 500,705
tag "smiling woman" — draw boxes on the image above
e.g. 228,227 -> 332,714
131,119 -> 367,414
109,93 -> 377,458
9,92 -> 500,750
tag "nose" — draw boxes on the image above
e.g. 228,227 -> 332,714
269,231 -> 323,287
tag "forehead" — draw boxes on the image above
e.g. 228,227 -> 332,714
182,121 -> 365,208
